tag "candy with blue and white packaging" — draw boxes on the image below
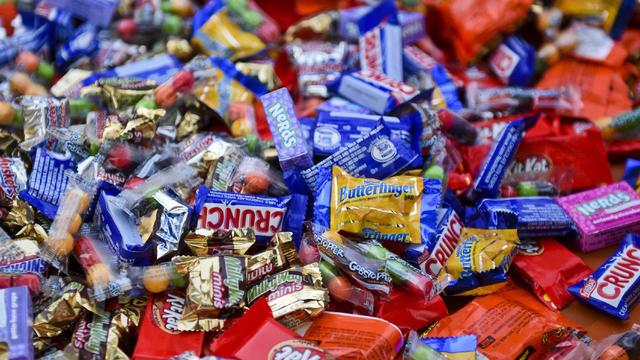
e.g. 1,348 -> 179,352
403,46 -> 463,111
44,0 -> 118,27
56,23 -> 100,69
358,0 -> 403,81
316,97 -> 373,115
301,121 -> 420,193
313,111 -> 422,165
488,35 -> 536,87
477,197 -> 575,238
285,41 -> 348,98
0,286 -> 33,360
469,114 -> 539,201
81,54 -> 183,87
1,11 -> 55,67
194,186 -> 307,247
568,232 -> 640,320
94,191 -> 153,266
405,207 -> 464,277
298,117 -> 316,154
19,146 -> 76,220
260,88 -> 314,194
327,69 -> 427,115
339,5 -> 425,46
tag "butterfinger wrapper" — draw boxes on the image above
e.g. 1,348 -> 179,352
246,263 -> 328,329
34,281 -> 96,339
442,228 -> 519,296
188,227 -> 256,256
179,255 -> 247,331
235,62 -> 281,91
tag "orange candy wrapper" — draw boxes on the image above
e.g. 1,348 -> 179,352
425,283 -> 579,360
304,312 -> 404,360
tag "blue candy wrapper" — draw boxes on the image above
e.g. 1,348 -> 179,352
313,111 -> 422,168
194,186 -> 307,247
301,121 -> 420,193
94,192 -> 153,266
210,56 -> 268,96
81,54 -> 183,87
358,0 -> 403,81
422,335 -> 478,358
568,232 -> 640,319
327,69 -> 426,114
57,23 -> 100,69
470,114 -> 539,200
488,35 -> 535,86
44,0 -> 118,27
0,12 -> 54,66
299,117 -> 316,153
477,197 -> 575,238
623,158 -> 640,188
316,97 -> 373,115
19,147 -> 76,219
403,46 -> 463,111
0,286 -> 33,360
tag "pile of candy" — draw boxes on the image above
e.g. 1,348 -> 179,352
2,0 -> 640,358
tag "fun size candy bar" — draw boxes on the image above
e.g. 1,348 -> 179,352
0,286 -> 33,360
194,186 -> 307,245
327,69 -> 424,114
569,232 -> 640,319
556,181 -> 640,252
358,0 -> 403,81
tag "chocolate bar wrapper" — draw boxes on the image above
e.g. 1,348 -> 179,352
0,286 -> 33,360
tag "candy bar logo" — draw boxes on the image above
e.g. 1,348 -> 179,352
97,168 -> 126,186
361,26 -> 383,73
579,277 -> 597,299
314,127 -> 341,151
85,312 -> 110,354
248,262 -> 274,283
458,240 -> 475,277
223,256 -> 245,306
268,340 -> 328,360
153,291 -> 185,334
73,319 -> 90,350
349,260 -> 392,282
370,137 -> 397,163
212,272 -> 226,308
198,204 -> 285,237
247,272 -> 303,303
489,44 -> 519,82
505,155 -> 551,180
179,134 -> 216,162
404,46 -> 436,70
402,21 -> 424,41
0,158 -> 19,197
266,282 -> 304,302
266,102 -> 298,148
354,69 -> 417,104
361,227 -> 409,242
0,256 -> 47,274
592,246 -> 640,307
338,180 -> 415,204
423,211 -> 463,276
316,237 -> 345,258
575,191 -> 632,217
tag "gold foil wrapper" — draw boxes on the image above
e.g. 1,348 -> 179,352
34,282 -> 96,338
3,199 -> 48,241
246,263 -> 328,329
0,342 -> 7,360
179,255 -> 247,331
235,62 -> 281,91
283,11 -> 338,43
101,80 -> 156,112
176,112 -> 200,141
187,227 -> 256,256
120,117 -> 157,143
271,232 -> 302,268
102,115 -> 125,140
167,38 -> 193,60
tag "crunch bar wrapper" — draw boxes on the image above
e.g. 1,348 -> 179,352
327,69 -> 425,115
325,166 -> 441,245
302,122 -> 420,193
194,187 -> 307,246
568,232 -> 640,320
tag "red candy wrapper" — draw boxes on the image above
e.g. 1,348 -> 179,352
209,297 -> 333,360
131,290 -> 205,360
375,287 -> 448,334
512,238 -> 593,310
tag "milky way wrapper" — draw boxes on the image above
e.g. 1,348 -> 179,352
179,255 -> 247,331
246,263 -> 328,329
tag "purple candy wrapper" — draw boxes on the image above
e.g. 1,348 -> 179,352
0,286 -> 33,360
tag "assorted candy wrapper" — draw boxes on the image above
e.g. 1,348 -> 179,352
1,0 -> 640,359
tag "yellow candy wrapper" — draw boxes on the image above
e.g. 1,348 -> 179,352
322,166 -> 441,244
441,227 -> 519,296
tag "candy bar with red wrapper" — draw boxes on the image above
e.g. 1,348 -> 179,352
512,238 -> 593,310
209,297 -> 333,360
131,290 -> 206,360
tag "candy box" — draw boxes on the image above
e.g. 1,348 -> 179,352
0,286 -> 33,360
556,181 -> 640,252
